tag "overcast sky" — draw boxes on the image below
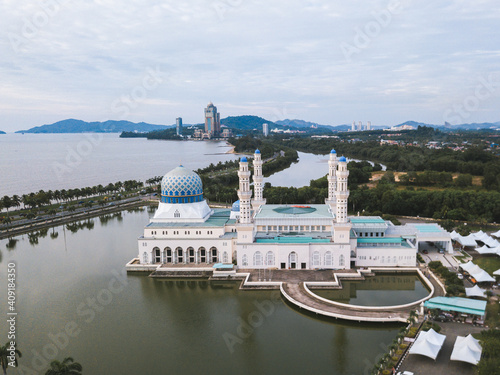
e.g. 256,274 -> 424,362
1,0 -> 500,132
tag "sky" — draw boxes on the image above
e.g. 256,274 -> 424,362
1,0 -> 500,132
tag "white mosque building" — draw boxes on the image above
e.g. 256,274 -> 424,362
130,150 -> 452,271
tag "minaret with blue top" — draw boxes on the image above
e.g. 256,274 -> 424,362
335,156 -> 349,223
252,149 -> 266,211
237,156 -> 252,224
325,149 -> 338,211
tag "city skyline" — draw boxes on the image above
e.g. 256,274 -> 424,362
1,1 -> 500,133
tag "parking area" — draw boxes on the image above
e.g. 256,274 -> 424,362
398,322 -> 484,375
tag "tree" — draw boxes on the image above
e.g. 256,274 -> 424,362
0,342 -> 22,375
44,357 -> 82,375
1,196 -> 12,217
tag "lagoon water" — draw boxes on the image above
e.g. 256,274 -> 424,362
0,209 -> 403,375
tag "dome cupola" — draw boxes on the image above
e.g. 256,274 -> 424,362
160,165 -> 204,204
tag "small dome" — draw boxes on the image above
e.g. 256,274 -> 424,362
339,156 -> 347,162
160,165 -> 204,204
330,149 -> 336,154
231,200 -> 240,212
255,149 -> 261,154
241,157 -> 248,163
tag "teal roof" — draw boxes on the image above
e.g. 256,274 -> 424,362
256,236 -> 331,244
413,224 -> 443,233
255,204 -> 333,219
424,297 -> 487,316
213,263 -> 234,269
357,238 -> 404,244
351,217 -> 386,224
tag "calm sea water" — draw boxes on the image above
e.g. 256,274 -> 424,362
0,134 -> 238,197
0,209 -> 402,375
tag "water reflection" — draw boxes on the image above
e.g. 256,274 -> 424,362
313,275 -> 428,306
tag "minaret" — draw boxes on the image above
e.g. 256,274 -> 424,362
237,157 -> 252,224
325,149 -> 337,211
335,156 -> 349,223
252,149 -> 266,211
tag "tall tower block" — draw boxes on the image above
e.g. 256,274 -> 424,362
335,156 -> 349,223
325,149 -> 338,211
252,150 -> 266,210
351,121 -> 356,131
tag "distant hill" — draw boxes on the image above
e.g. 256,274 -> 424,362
275,119 -> 325,128
221,115 -> 279,130
0,130 -> 5,134
396,120 -> 500,131
16,119 -> 172,133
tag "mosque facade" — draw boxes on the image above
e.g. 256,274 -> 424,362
134,150 -> 452,270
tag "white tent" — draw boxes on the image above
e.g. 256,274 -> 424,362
450,230 -> 460,241
471,230 -> 486,240
491,229 -> 500,238
484,237 -> 500,248
465,285 -> 487,298
409,328 -> 446,360
450,230 -> 461,241
475,245 -> 498,255
450,334 -> 482,365
460,261 -> 496,283
457,234 -> 477,247
493,268 -> 500,276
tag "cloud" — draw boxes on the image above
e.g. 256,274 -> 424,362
0,0 -> 499,131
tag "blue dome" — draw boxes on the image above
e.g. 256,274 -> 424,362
339,156 -> 347,162
241,157 -> 248,162
231,200 -> 240,212
330,149 -> 336,154
160,166 -> 204,204
255,149 -> 261,154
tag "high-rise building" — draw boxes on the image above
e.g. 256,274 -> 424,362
262,123 -> 269,137
204,102 -> 220,137
366,121 -> 371,131
176,117 -> 182,136
351,121 -> 356,131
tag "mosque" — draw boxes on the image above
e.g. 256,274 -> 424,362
129,150 -> 452,271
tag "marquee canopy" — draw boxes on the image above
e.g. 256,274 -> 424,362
409,328 -> 446,360
450,334 -> 482,365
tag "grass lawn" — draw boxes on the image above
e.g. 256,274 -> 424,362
474,256 -> 500,275
485,300 -> 500,329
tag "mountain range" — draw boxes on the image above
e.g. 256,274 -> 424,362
13,117 -> 500,134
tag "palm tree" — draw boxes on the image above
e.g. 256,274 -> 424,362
11,195 -> 20,211
0,342 -> 22,375
44,357 -> 82,375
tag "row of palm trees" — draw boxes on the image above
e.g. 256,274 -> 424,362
0,177 -> 159,213
0,343 -> 82,374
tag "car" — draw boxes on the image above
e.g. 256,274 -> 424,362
397,371 -> 414,375
434,314 -> 450,322
422,249 -> 428,254
457,273 -> 464,279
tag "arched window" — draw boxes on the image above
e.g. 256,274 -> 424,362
339,254 -> 345,267
222,251 -> 228,263
253,251 -> 263,266
153,247 -> 161,263
324,251 -> 333,267
266,251 -> 275,266
174,210 -> 180,218
142,252 -> 148,264
210,247 -> 218,263
199,247 -> 206,263
176,247 -> 183,263
165,247 -> 172,263
312,251 -> 320,267
187,247 -> 195,263
242,254 -> 248,266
